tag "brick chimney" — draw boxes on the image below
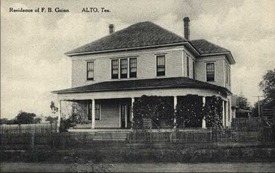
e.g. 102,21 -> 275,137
183,17 -> 190,40
109,24 -> 114,34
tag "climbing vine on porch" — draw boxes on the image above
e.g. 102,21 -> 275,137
176,95 -> 223,129
203,96 -> 223,128
176,95 -> 204,128
59,101 -> 91,132
133,95 -> 174,129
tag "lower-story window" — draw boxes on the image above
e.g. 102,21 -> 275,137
88,102 -> 101,121
95,103 -> 101,120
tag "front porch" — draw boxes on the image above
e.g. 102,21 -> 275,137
53,77 -> 232,132
60,98 -> 134,130
57,90 -> 231,132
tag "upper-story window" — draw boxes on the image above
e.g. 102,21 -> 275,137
130,58 -> 137,78
120,59 -> 128,78
111,59 -> 119,79
206,62 -> 215,82
186,56 -> 190,77
193,61 -> 195,79
156,55 -> 165,76
87,61 -> 94,80
226,65 -> 231,85
111,57 -> 137,79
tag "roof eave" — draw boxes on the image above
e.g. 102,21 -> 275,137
52,85 -> 231,96
182,42 -> 200,56
199,52 -> 236,64
65,42 -> 188,57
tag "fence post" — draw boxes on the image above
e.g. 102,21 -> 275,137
31,132 -> 35,149
19,124 -> 21,134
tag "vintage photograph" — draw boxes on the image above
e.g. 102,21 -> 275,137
1,0 -> 275,172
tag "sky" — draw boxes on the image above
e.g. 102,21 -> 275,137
1,0 -> 275,119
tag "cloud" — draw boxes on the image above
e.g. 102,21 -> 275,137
1,1 -> 130,119
1,0 -> 275,119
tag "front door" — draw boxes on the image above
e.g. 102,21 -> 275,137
121,103 -> 130,129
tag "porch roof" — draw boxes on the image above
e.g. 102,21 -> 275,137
52,77 -> 231,95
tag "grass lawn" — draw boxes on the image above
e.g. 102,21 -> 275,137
1,162 -> 275,172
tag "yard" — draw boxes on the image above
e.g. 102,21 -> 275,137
1,162 -> 275,172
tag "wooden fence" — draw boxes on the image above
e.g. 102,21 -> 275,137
127,128 -> 273,144
231,117 -> 263,131
0,123 -> 58,134
1,127 -> 274,150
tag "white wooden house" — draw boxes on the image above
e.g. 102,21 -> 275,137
53,17 -> 235,131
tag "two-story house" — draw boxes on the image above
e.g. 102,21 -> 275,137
53,17 -> 235,131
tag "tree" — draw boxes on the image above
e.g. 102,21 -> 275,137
237,95 -> 251,110
50,101 -> 58,114
33,117 -> 42,124
259,69 -> 275,102
15,111 -> 37,124
255,69 -> 275,114
0,118 -> 8,124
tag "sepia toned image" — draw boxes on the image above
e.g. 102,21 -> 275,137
1,0 -> 275,172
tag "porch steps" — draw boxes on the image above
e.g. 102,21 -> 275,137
93,131 -> 130,141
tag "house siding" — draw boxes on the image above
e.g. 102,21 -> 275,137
95,100 -> 120,128
71,48 -> 230,91
71,46 -> 186,87
196,55 -> 229,89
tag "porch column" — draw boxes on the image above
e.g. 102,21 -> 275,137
174,96 -> 177,129
57,100 -> 62,133
131,97 -> 134,129
91,99 -> 95,129
202,96 -> 206,129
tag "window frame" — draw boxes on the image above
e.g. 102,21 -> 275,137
111,59 -> 119,79
129,58 -> 137,78
95,103 -> 101,120
193,61 -> 196,79
120,58 -> 128,79
226,64 -> 231,85
206,62 -> 215,82
156,55 -> 166,76
87,61 -> 94,80
186,56 -> 190,77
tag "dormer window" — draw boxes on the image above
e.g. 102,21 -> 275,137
156,55 -> 165,76
87,61 -> 94,80
206,62 -> 215,82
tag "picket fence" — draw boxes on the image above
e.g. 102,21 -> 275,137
1,127 -> 274,150
0,123 -> 58,134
